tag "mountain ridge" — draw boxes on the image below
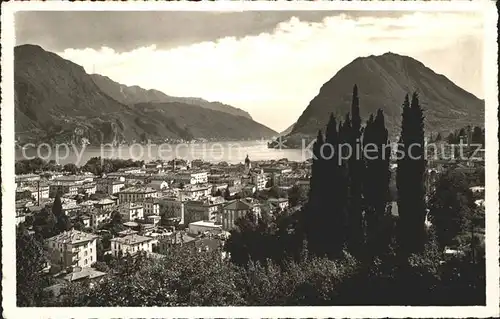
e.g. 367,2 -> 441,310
14,44 -> 276,145
90,73 -> 253,119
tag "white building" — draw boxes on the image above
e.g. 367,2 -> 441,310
46,230 -> 98,271
251,171 -> 267,191
117,167 -> 144,174
175,170 -> 208,185
110,234 -> 154,257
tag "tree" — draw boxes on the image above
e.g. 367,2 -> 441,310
446,132 -> 456,144
435,132 -> 442,142
268,185 -> 287,199
224,186 -> 231,200
346,84 -> 365,255
63,163 -> 78,174
16,227 -> 48,306
33,207 -> 57,238
288,185 -> 307,207
396,93 -> 427,255
363,109 -> 391,256
471,126 -> 484,145
428,170 -> 475,248
53,193 -> 72,234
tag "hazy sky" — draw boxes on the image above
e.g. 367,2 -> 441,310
16,11 -> 483,132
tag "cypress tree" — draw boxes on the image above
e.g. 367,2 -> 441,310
364,110 -> 391,256
324,114 -> 349,257
305,129 -> 325,255
53,192 -> 72,234
346,84 -> 364,254
397,93 -> 427,255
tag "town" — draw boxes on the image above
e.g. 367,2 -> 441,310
15,154 -> 313,290
15,129 -> 486,304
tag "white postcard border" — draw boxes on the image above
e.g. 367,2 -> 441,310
2,1 -> 498,318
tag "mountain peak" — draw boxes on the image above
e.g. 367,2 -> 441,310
15,44 -> 47,56
15,44 -> 45,51
290,53 -> 484,138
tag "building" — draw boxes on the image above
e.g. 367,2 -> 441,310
184,196 -> 225,224
53,175 -> 87,185
142,197 -> 160,216
17,184 -> 50,202
178,184 -> 211,201
157,232 -> 196,254
221,198 -> 262,230
118,202 -> 144,222
89,209 -> 113,229
147,180 -> 169,191
16,213 -> 26,226
188,220 -> 223,235
62,267 -> 106,284
49,183 -> 79,198
110,234 -> 154,257
96,178 -> 125,195
118,187 -> 158,203
146,215 -> 161,226
267,197 -> 289,212
212,183 -> 229,195
15,174 -> 41,184
117,167 -> 144,174
61,201 -> 81,216
79,183 -> 97,196
94,198 -> 116,210
80,214 -> 92,228
175,170 -> 208,185
470,186 -> 485,195
262,166 -> 292,175
251,171 -> 268,191
46,230 -> 98,272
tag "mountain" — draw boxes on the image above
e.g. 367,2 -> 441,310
90,74 -> 252,119
286,52 -> 484,146
279,123 -> 295,136
14,44 -> 276,145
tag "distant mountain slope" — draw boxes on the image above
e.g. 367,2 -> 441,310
14,44 -> 276,145
289,52 -> 484,142
91,74 -> 252,119
279,123 -> 295,136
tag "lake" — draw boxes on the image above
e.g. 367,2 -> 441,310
15,140 -> 310,166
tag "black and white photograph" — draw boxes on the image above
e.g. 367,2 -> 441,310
2,1 -> 499,317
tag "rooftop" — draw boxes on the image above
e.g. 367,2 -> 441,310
119,186 -> 157,194
47,230 -> 98,245
63,267 -> 106,282
223,199 -> 256,211
119,202 -> 143,210
96,198 -> 116,206
111,234 -> 153,245
189,220 -> 222,228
